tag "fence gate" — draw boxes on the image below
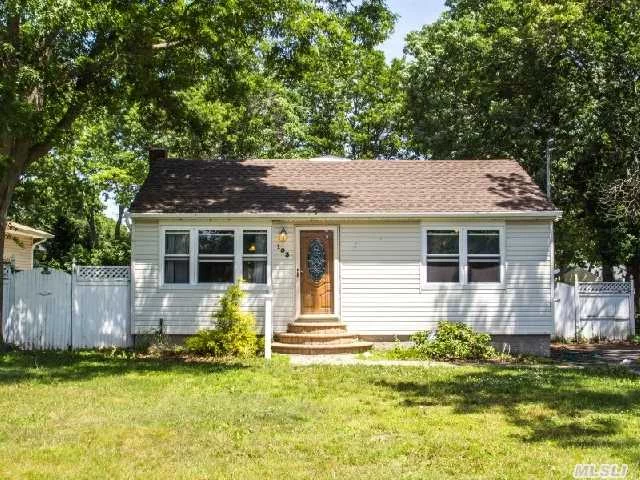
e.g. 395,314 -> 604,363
72,266 -> 131,348
4,268 -> 71,349
2,265 -> 131,350
555,277 -> 636,341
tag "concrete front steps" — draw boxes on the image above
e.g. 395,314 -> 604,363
272,316 -> 372,355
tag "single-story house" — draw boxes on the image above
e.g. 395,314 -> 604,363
4,221 -> 54,270
129,149 -> 561,356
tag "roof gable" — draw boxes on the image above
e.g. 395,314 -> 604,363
130,158 -> 556,215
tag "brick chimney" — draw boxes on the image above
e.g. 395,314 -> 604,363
148,147 -> 168,162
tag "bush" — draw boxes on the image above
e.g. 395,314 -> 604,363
134,329 -> 176,355
411,321 -> 497,360
185,282 -> 258,357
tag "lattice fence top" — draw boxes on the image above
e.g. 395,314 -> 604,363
578,282 -> 631,295
76,266 -> 130,282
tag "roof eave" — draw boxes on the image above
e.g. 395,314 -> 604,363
130,210 -> 562,220
5,222 -> 54,239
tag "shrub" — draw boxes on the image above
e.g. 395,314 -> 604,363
134,329 -> 173,354
185,282 -> 258,357
411,321 -> 497,360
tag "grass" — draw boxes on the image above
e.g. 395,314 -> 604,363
0,351 -> 639,479
360,345 -> 554,364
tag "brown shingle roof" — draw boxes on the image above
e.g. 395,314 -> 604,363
129,158 -> 556,215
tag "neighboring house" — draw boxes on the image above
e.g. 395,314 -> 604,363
4,222 -> 54,270
129,149 -> 561,355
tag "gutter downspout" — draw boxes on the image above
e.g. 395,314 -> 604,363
31,238 -> 49,269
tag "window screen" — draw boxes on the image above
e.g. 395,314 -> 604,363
198,230 -> 234,283
242,230 -> 268,283
467,230 -> 500,283
426,230 -> 460,283
164,231 -> 190,283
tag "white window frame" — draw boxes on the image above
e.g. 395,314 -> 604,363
466,229 -> 502,284
420,222 -> 505,291
162,230 -> 191,284
240,229 -> 270,286
159,226 -> 271,290
197,229 -> 236,285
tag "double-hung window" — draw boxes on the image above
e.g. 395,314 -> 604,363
425,229 -> 460,283
467,230 -> 501,283
422,224 -> 503,287
161,227 -> 270,286
198,230 -> 235,283
242,230 -> 268,284
164,230 -> 190,284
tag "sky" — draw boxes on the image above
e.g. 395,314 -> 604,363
380,0 -> 446,60
106,0 -> 447,220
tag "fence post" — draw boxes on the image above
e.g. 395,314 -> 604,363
630,275 -> 636,337
70,260 -> 76,349
2,264 -> 12,342
574,274 -> 579,342
264,294 -> 273,360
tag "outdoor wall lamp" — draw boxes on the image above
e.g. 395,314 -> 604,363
278,227 -> 288,243
277,227 -> 290,257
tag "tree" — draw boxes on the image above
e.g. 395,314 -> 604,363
0,1 -> 351,327
1,1 -> 403,336
9,140 -> 131,269
404,0 -> 640,284
152,0 -> 405,159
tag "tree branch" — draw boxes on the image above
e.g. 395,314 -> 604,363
152,40 -> 183,49
25,31 -> 119,166
26,97 -> 86,164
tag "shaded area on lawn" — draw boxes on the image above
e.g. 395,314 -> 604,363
0,350 -> 249,385
377,366 -> 640,457
0,351 -> 639,477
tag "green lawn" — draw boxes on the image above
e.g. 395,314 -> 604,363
0,352 -> 638,479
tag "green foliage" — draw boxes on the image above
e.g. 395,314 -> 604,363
185,282 -> 258,358
411,321 -> 497,360
382,344 -> 424,360
404,0 -> 640,277
184,330 -> 226,357
1,0 -> 406,276
158,1 -> 407,160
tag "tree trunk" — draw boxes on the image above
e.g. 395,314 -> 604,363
601,263 -> 614,282
86,208 -> 98,250
115,204 -> 124,240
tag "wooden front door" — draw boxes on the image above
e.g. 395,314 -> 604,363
299,230 -> 334,314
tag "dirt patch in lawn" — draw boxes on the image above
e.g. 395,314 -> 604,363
551,342 -> 640,369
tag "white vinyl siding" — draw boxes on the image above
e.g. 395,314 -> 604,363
271,222 -> 296,332
132,220 -> 271,335
4,235 -> 35,270
132,217 -> 553,337
340,221 -> 553,335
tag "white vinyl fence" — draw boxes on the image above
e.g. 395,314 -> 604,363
2,265 -> 131,350
555,277 -> 636,341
